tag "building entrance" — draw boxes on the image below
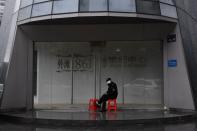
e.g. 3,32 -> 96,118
34,41 -> 163,108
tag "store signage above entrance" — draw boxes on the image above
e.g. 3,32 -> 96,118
168,59 -> 177,67
167,34 -> 176,43
56,55 -> 93,72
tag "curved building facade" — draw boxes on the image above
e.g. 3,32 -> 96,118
0,0 -> 195,110
17,0 -> 177,23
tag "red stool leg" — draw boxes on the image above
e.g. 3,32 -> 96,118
114,100 -> 117,111
89,99 -> 93,111
89,98 -> 99,111
107,100 -> 111,111
107,99 -> 117,112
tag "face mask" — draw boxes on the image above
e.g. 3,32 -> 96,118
107,81 -> 111,84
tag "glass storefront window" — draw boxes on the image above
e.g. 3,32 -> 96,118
18,0 -> 178,21
20,0 -> 33,8
80,0 -> 108,12
34,41 -> 163,105
18,6 -> 32,21
53,0 -> 79,14
109,0 -> 136,12
32,2 -> 53,17
160,3 -> 177,18
137,0 -> 161,15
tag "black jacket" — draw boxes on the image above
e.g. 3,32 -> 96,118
107,81 -> 118,99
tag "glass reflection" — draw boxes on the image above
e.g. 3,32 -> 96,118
80,0 -> 108,12
18,6 -> 32,21
160,0 -> 174,5
53,0 -> 79,14
34,0 -> 50,4
32,2 -> 52,17
109,0 -> 136,12
20,0 -> 33,8
137,0 -> 161,15
18,0 -> 178,21
160,3 -> 177,18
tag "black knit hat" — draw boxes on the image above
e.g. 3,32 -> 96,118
106,78 -> 111,82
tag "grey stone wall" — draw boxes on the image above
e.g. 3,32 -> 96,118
0,0 -> 17,62
174,0 -> 197,109
1,28 -> 33,110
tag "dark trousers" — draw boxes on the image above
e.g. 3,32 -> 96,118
98,93 -> 117,110
98,94 -> 109,110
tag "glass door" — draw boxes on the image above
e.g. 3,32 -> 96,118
35,43 -> 73,107
121,41 -> 163,105
72,43 -> 96,104
99,41 -> 163,105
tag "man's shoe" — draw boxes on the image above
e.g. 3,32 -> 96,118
95,101 -> 101,108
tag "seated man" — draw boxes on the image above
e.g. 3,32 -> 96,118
97,78 -> 118,112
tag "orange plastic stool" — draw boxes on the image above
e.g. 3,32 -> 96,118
107,99 -> 117,111
89,98 -> 99,111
